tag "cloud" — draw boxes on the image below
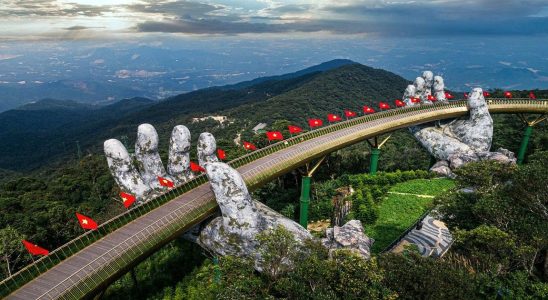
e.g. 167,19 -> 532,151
64,26 -> 90,31
0,0 -> 112,17
0,54 -> 22,60
115,69 -> 166,79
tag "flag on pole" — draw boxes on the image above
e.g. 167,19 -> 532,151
217,149 -> 226,160
504,91 -> 512,98
483,91 -> 491,97
76,213 -> 98,230
427,95 -> 437,101
464,92 -> 468,99
158,176 -> 174,188
379,102 -> 390,110
410,97 -> 421,103
327,114 -> 342,122
243,141 -> 257,151
22,240 -> 49,256
444,92 -> 454,99
190,161 -> 206,173
308,119 -> 323,128
529,91 -> 536,99
266,131 -> 284,141
344,110 -> 357,118
120,192 -> 136,208
363,106 -> 375,114
288,125 -> 302,134
394,99 -> 405,107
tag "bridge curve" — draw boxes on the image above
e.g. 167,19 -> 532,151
3,99 -> 546,299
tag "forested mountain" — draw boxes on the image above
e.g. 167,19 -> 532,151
0,60 -> 409,171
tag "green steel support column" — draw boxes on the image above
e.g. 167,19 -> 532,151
299,176 -> 311,228
517,125 -> 533,165
370,148 -> 381,175
213,256 -> 221,283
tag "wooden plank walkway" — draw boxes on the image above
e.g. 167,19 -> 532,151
5,100 -> 547,299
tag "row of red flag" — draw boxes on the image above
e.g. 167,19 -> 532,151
239,90 -> 538,152
22,212 -> 99,256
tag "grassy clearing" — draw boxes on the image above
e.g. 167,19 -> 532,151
389,178 -> 455,196
365,178 -> 454,253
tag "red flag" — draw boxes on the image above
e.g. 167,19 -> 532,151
327,114 -> 342,122
243,141 -> 256,151
363,106 -> 375,114
190,161 -> 206,173
394,99 -> 405,107
308,119 -> 323,128
22,240 -> 49,256
410,97 -> 421,103
76,213 -> 98,230
444,92 -> 454,99
288,125 -> 302,134
217,148 -> 226,160
379,102 -> 390,110
344,110 -> 357,118
158,176 -> 174,188
427,95 -> 437,101
120,192 -> 136,208
483,91 -> 491,97
529,91 -> 536,99
266,131 -> 283,141
504,91 -> 512,99
464,92 -> 468,99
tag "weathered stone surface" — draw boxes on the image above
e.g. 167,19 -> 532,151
167,125 -> 193,183
403,71 -> 516,175
104,124 -> 196,203
430,160 -> 455,178
321,220 -> 373,259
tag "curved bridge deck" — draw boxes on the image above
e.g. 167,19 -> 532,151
2,99 -> 546,299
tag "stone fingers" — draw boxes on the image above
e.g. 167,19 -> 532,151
203,162 -> 258,230
167,125 -> 193,184
104,139 -> 150,200
197,132 -> 219,166
135,124 -> 168,187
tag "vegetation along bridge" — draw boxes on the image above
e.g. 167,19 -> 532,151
2,99 -> 546,299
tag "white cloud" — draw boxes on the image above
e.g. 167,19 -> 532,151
115,69 -> 166,78
0,54 -> 22,60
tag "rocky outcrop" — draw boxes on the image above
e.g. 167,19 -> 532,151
104,124 -> 373,270
403,72 -> 516,176
322,220 -> 374,259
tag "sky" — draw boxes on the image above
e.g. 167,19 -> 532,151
1,0 -> 547,40
0,0 -> 547,108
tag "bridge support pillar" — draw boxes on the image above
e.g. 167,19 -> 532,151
516,114 -> 546,165
367,135 -> 391,176
517,125 -> 533,165
299,176 -> 311,228
212,256 -> 221,283
369,148 -> 380,175
298,156 -> 326,229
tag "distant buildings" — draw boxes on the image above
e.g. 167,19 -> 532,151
191,115 -> 229,125
252,123 -> 267,134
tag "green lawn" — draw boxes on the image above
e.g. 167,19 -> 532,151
389,178 -> 455,196
364,178 -> 455,253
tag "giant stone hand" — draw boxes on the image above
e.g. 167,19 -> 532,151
403,71 -> 516,176
104,124 -> 193,202
105,125 -> 373,268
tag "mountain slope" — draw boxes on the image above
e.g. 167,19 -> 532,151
0,61 -> 409,171
228,63 -> 409,125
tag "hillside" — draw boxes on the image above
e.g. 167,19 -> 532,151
227,63 -> 409,126
0,60 -> 410,171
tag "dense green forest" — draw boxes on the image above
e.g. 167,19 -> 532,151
0,62 -> 547,298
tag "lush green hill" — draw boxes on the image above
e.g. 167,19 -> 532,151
0,60 -> 409,171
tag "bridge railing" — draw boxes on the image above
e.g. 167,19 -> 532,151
1,98 -> 544,297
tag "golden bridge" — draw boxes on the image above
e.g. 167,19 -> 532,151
2,99 -> 546,299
